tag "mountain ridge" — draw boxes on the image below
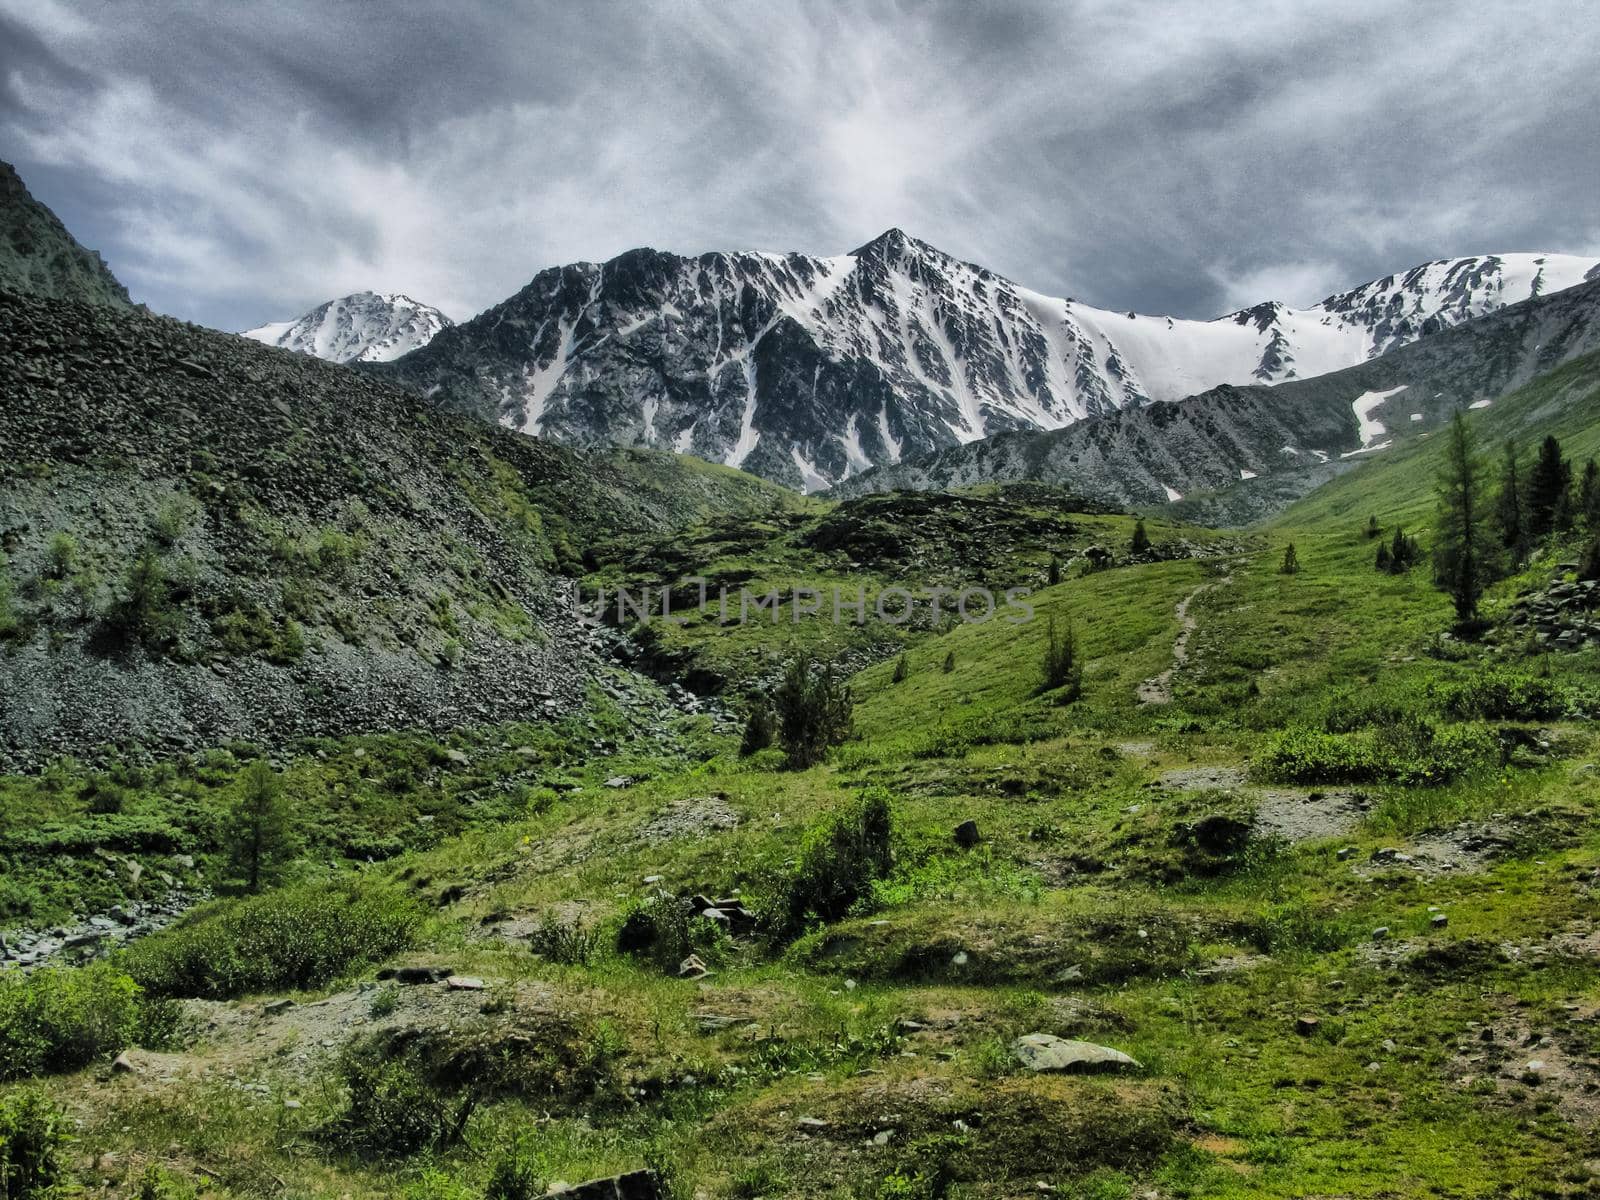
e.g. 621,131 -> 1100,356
830,274 -> 1600,521
0,159 -> 133,308
378,231 -> 1599,490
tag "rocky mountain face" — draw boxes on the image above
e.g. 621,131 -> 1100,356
0,160 -> 133,308
0,289 -> 796,769
380,230 -> 1598,490
833,276 -> 1600,520
243,291 -> 453,363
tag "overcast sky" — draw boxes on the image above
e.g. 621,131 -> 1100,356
3,0 -> 1596,331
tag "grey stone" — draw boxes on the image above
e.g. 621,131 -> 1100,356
1011,1033 -> 1140,1074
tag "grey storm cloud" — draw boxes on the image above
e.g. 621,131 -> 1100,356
2,0 -> 1597,332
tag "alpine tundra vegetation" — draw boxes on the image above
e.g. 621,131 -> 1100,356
4,4 -> 1600,1199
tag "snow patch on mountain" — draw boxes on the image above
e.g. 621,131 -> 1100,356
243,292 -> 452,364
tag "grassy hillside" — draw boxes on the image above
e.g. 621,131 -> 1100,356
5,315 -> 1600,1198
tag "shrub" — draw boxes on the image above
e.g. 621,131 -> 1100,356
150,497 -> 196,547
765,787 -> 895,939
1316,684 -> 1416,734
1365,516 -> 1381,539
614,891 -> 726,971
106,548 -> 180,649
0,1090 -> 69,1199
485,1137 -> 544,1200
43,533 -> 78,581
1255,719 -> 1498,786
942,650 -> 955,674
1039,614 -> 1081,700
1579,533 -> 1600,582
739,701 -> 775,756
1130,520 -> 1150,555
124,881 -> 421,998
320,1045 -> 475,1160
773,656 -> 854,768
1279,543 -> 1300,575
891,653 -> 909,683
0,964 -> 148,1079
0,553 -> 22,642
528,916 -> 599,966
1431,672 -> 1565,720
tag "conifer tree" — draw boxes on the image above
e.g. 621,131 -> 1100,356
1365,515 -> 1381,540
1130,520 -> 1150,555
1280,543 -> 1300,575
1580,459 -> 1600,530
1495,441 -> 1528,567
226,761 -> 297,894
1040,614 -> 1082,700
1527,434 -> 1571,539
1434,411 -> 1494,624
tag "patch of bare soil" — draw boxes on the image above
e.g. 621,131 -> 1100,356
1153,766 -> 1369,844
638,794 -> 743,843
1447,1000 -> 1600,1128
1252,788 -> 1371,843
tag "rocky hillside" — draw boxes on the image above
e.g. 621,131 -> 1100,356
0,160 -> 132,308
833,276 -> 1600,519
0,289 -> 798,769
378,228 -> 1598,490
243,291 -> 453,363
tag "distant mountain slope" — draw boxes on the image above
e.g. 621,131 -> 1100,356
243,291 -> 452,362
832,276 -> 1600,522
0,160 -> 132,307
380,229 -> 1598,489
0,289 -> 796,768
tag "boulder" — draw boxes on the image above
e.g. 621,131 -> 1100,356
1011,1033 -> 1140,1074
540,1169 -> 661,1200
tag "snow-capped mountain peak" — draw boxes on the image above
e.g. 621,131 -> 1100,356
242,292 -> 451,363
383,240 -> 1600,491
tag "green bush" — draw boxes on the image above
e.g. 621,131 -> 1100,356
0,1090 -> 69,1198
123,881 -> 421,998
1255,719 -> 1499,786
320,1045 -> 475,1161
106,548 -> 181,649
0,553 -> 22,642
773,656 -> 853,768
1430,672 -> 1565,720
528,916 -> 599,966
1316,684 -> 1417,733
764,787 -> 895,939
614,892 -> 727,971
0,964 -> 153,1080
739,702 -> 775,756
